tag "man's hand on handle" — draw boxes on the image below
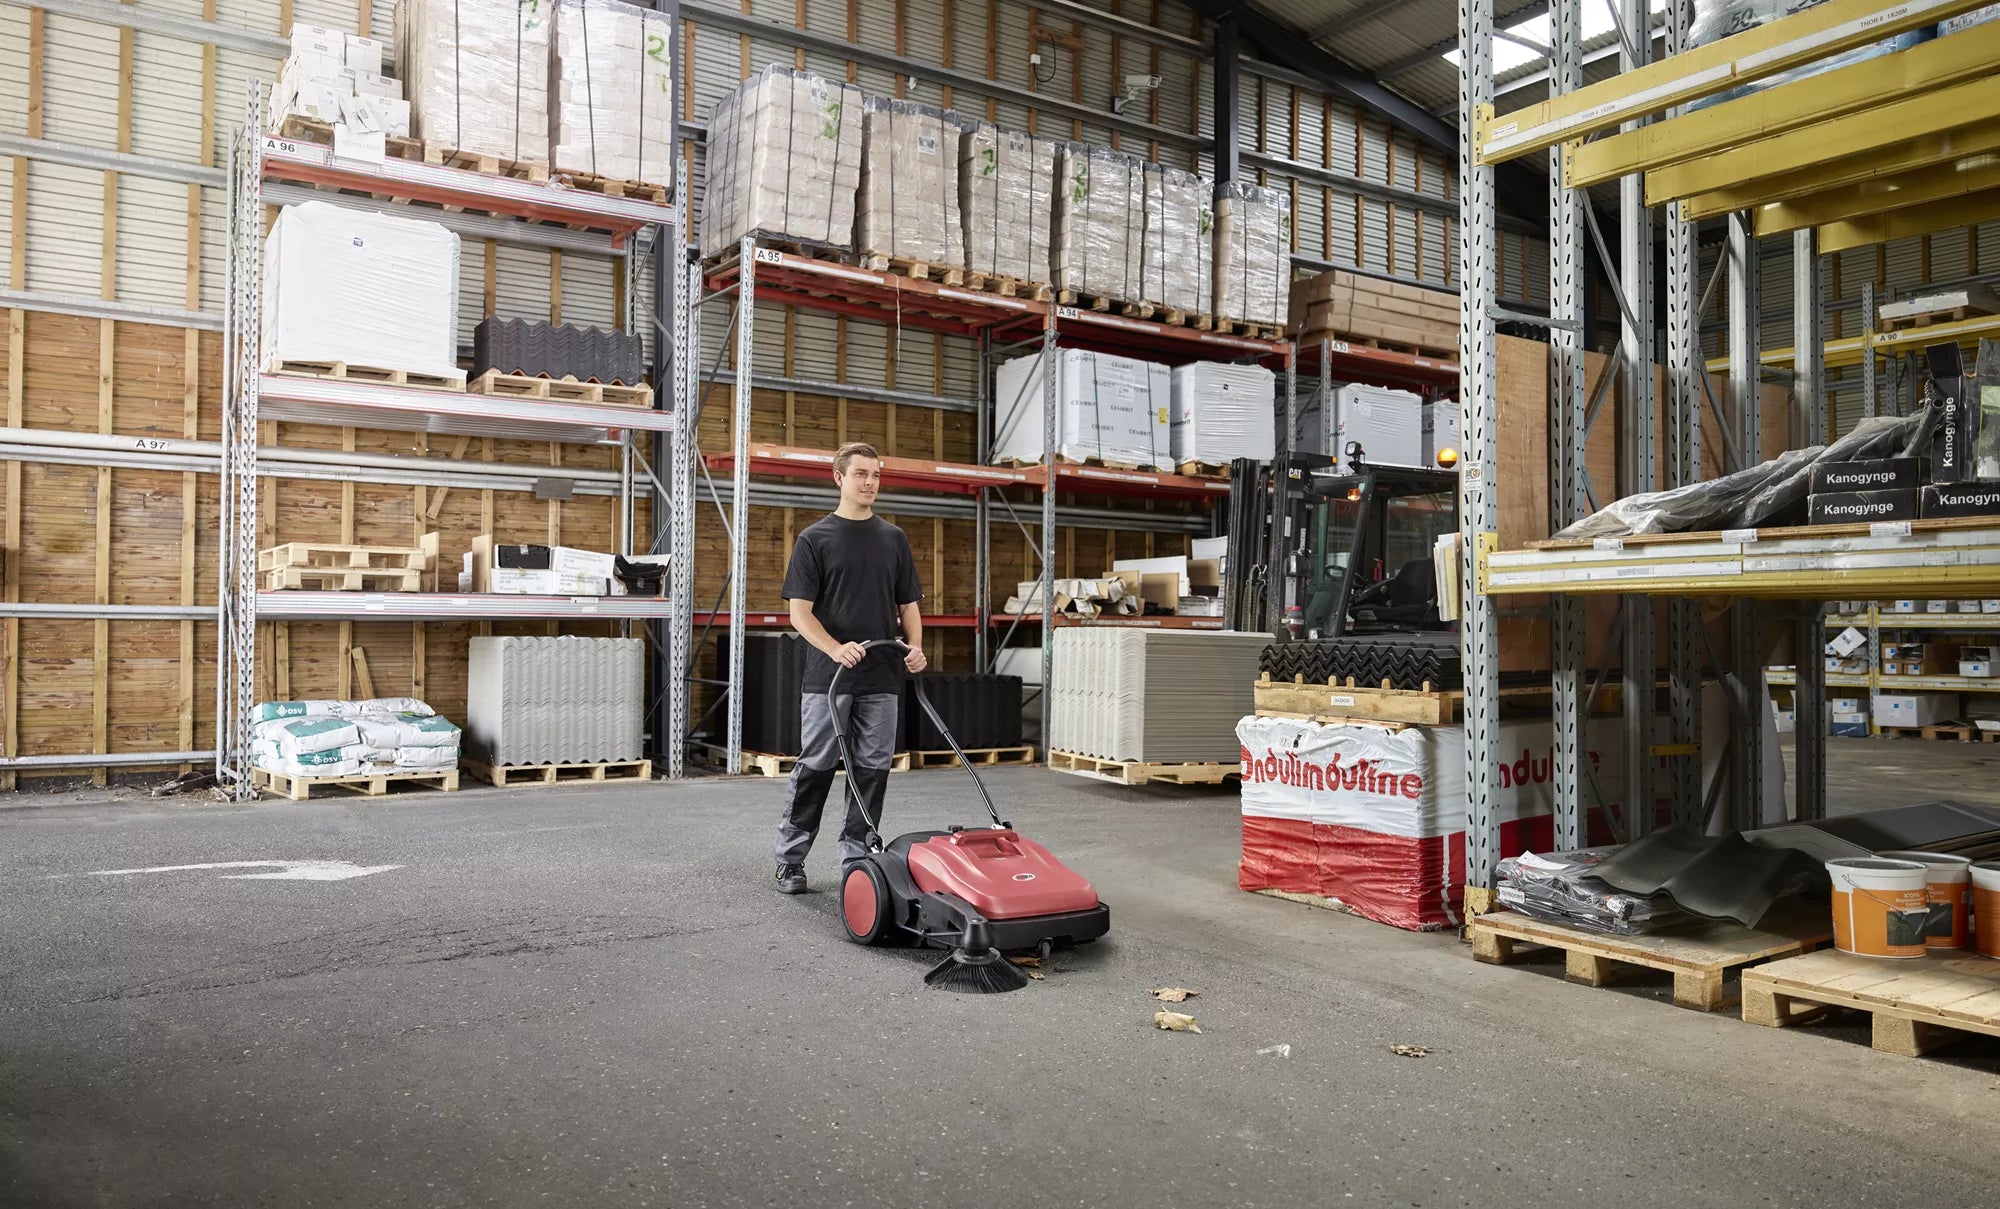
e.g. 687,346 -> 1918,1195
832,641 -> 869,668
904,644 -> 928,674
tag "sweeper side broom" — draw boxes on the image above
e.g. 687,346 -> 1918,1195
828,639 -> 1110,993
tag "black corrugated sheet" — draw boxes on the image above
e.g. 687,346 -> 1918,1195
473,317 -> 646,386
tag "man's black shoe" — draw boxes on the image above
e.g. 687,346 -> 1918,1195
775,863 -> 807,894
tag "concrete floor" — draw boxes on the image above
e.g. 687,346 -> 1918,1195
5,742 -> 2000,1207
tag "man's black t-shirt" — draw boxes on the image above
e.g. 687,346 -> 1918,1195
781,514 -> 923,695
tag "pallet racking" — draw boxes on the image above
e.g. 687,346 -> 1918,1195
1461,0 -> 2000,895
217,81 -> 693,799
694,240 -> 1318,774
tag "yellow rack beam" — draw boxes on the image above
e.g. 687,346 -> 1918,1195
1755,157 -> 2000,238
1704,312 -> 2000,374
1475,0 -> 1993,165
1673,116 -> 2000,222
1570,22 -> 2000,190
1817,185 -> 2000,253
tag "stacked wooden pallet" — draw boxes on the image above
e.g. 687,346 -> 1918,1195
1289,269 -> 1456,355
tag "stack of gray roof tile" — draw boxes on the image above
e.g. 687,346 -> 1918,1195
465,635 -> 643,765
472,317 -> 646,386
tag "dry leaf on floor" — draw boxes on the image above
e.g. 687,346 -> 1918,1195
1009,956 -> 1042,968
1027,970 -> 1046,981
1154,1009 -> 1202,1033
1150,987 -> 1197,1003
1389,1044 -> 1432,1058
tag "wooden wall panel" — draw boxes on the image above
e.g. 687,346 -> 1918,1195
22,312 -> 98,432
108,467 -> 186,606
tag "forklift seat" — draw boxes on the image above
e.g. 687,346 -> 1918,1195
1349,558 -> 1441,627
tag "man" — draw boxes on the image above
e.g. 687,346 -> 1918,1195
773,441 -> 927,894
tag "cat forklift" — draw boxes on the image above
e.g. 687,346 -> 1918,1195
1224,442 -> 1462,642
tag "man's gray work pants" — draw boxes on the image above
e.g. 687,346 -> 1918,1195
774,691 -> 900,867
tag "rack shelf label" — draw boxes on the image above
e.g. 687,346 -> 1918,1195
752,247 -> 784,265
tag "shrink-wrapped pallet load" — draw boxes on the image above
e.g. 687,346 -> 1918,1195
550,0 -> 673,188
261,201 -> 462,381
1048,628 -> 1266,763
1687,0 -> 1925,108
700,67 -> 863,259
1140,163 -> 1213,318
1052,143 -> 1146,305
960,122 -> 1058,289
1213,181 -> 1290,330
396,0 -> 551,165
856,99 -> 966,273
992,348 -> 1172,471
1170,362 -> 1276,466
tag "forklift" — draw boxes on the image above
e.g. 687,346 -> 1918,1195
1225,442 -> 1462,643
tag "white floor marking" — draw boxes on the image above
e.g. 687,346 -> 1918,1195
86,860 -> 403,882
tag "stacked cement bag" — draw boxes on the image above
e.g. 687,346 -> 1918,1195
856,99 -> 967,271
1052,143 -> 1146,304
396,0 -> 551,165
701,67 -> 864,258
550,0 -> 674,187
1214,181 -> 1290,330
961,122 -> 1058,287
252,698 -> 462,778
1141,163 -> 1213,318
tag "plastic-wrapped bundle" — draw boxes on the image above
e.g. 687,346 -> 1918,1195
960,123 -> 1058,286
1052,143 -> 1146,303
1141,164 -> 1213,317
700,67 -> 863,259
856,99 -> 967,271
550,0 -> 673,187
1170,362 -> 1275,464
254,697 -> 435,722
1214,181 -> 1290,329
396,0 -> 551,164
1687,0 -> 1926,110
992,348 -> 1172,471
261,202 -> 461,379
1496,848 -> 1687,936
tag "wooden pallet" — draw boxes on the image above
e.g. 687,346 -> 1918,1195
466,368 -> 653,409
1470,908 -> 1832,1012
695,745 -> 913,777
1877,287 -> 2000,331
858,254 -> 965,286
1879,723 -> 1977,742
1175,460 -> 1231,480
262,565 -> 424,592
963,272 -> 1053,301
253,766 -> 459,801
258,540 -> 428,575
705,238 -> 852,272
267,358 -> 467,392
1743,949 -> 2000,1057
1213,318 -> 1285,341
910,746 -> 1037,769
1047,749 -> 1239,786
1297,331 -> 1457,361
550,168 -> 669,203
422,142 -> 551,182
1055,289 -> 1130,314
1254,674 -> 1458,726
273,114 -> 424,161
463,758 -> 652,787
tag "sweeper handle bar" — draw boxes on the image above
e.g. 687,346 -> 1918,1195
826,639 -> 1006,837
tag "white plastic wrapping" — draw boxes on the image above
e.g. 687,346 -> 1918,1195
960,123 -> 1058,285
1214,181 -> 1290,328
1052,144 -> 1146,303
1330,383 -> 1424,469
993,348 -> 1172,471
856,99 -> 966,269
1170,362 -> 1276,465
253,716 -> 362,755
1943,2 -> 2000,32
700,67 -> 863,258
1142,164 -> 1213,316
262,201 -> 462,379
396,0 -> 552,164
1688,0 -> 1924,108
550,0 -> 673,187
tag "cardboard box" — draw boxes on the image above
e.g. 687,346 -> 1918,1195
1927,599 -> 1951,613
1807,488 -> 1919,525
1808,457 -> 1924,493
1137,573 -> 1179,614
1921,482 -> 2000,519
550,545 -> 616,579
345,33 -> 386,71
1986,599 -> 2000,613
345,68 -> 405,100
1829,697 -> 1863,714
1961,660 -> 1995,678
1873,692 -> 1960,728
1826,626 -> 1867,658
1177,595 -> 1225,618
289,22 -> 345,59
1958,599 -> 1986,613
1831,713 -> 1871,738
1887,599 -> 1919,614
1187,558 -> 1221,591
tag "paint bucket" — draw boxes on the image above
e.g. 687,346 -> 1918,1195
1826,858 -> 1930,959
1879,851 -> 1973,949
1971,861 -> 2000,959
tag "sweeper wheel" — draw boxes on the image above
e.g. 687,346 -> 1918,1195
840,860 -> 893,946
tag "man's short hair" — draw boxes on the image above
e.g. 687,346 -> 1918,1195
833,441 -> 881,477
